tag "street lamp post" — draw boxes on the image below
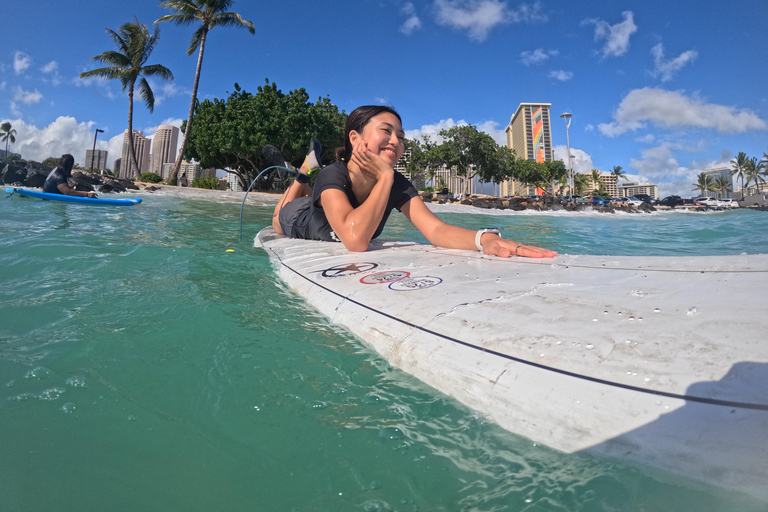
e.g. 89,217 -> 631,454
91,128 -> 104,174
560,112 -> 573,198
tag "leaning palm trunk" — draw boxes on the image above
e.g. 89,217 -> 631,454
127,83 -> 141,178
170,29 -> 207,182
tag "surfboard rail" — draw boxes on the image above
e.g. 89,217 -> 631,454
5,187 -> 142,206
256,226 -> 768,500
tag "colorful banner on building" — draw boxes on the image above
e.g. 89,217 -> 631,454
532,107 -> 544,163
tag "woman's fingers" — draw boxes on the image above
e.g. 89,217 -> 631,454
484,238 -> 558,259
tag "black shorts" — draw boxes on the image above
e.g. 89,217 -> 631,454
277,196 -> 337,242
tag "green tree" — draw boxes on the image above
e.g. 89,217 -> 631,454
730,151 -> 749,195
156,0 -> 255,182
610,165 -> 627,182
543,159 -> 568,196
140,172 -> 164,183
191,176 -> 220,189
80,18 -> 174,178
590,169 -> 604,193
692,172 -> 714,196
42,156 -> 59,168
574,173 -> 590,195
182,81 -> 345,190
1,121 -> 17,156
713,175 -> 731,199
744,157 -> 766,195
430,125 -> 502,196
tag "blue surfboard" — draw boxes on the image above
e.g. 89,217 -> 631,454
5,188 -> 142,206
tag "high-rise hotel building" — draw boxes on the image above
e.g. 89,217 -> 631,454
151,125 -> 180,177
120,130 -> 151,178
501,103 -> 554,196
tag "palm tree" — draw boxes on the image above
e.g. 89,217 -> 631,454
1,121 -> 17,156
744,157 -> 766,195
80,18 -> 173,178
156,0 -> 255,182
730,151 -> 749,196
574,173 -> 590,195
713,175 -> 731,199
590,169 -> 604,193
692,172 -> 714,196
610,165 -> 627,182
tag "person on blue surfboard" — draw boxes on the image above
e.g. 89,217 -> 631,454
271,105 -> 557,259
43,154 -> 97,198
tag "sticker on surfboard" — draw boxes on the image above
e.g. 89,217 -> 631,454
360,271 -> 410,284
388,276 -> 442,291
321,263 -> 378,278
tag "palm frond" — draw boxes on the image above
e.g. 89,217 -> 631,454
187,25 -> 206,54
210,12 -> 255,33
142,64 -> 174,81
137,76 -> 155,113
88,50 -> 132,68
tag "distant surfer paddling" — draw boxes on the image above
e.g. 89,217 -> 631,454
271,105 -> 556,258
43,154 -> 97,198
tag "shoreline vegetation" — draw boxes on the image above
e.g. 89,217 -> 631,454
4,157 -> 766,212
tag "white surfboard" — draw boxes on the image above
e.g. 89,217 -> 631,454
256,227 -> 768,500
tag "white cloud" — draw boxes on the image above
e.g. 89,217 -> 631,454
434,0 -> 546,42
584,123 -> 594,132
635,133 -> 655,143
582,11 -> 637,58
405,118 -> 506,145
400,2 -> 422,35
13,87 -> 43,105
548,69 -> 573,81
0,81 -> 6,90
149,80 -> 190,107
75,69 -> 118,100
40,61 -> 58,73
553,145 -> 594,174
475,120 -> 506,145
5,117 -> 99,165
599,87 -> 768,137
40,60 -> 62,86
628,145 -> 735,196
14,52 -> 31,75
520,48 -> 558,66
651,43 -> 698,82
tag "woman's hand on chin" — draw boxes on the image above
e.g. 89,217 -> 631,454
350,139 -> 394,181
482,236 -> 558,259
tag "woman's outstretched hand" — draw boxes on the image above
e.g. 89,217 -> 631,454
482,236 -> 558,258
349,139 -> 394,181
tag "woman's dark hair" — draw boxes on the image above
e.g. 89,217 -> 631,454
335,105 -> 402,162
59,154 -> 75,174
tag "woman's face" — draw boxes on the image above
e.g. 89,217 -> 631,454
356,112 -> 405,167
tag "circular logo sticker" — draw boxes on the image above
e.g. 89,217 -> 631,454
360,271 -> 410,284
388,276 -> 442,291
321,262 -> 378,278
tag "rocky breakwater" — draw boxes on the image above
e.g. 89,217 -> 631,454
420,191 -> 656,214
1,158 -> 139,194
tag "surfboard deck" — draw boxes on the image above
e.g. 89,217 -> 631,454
255,226 -> 768,500
6,187 -> 142,206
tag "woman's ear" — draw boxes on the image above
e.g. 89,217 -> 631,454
349,130 -> 361,145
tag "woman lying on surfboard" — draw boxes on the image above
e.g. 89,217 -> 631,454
271,105 -> 557,258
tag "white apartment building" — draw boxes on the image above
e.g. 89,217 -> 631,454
618,182 -> 659,200
120,130 -> 151,178
162,161 -> 214,182
85,149 -> 108,171
702,166 -> 735,198
151,125 -> 180,176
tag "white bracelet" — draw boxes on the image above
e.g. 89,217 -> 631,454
475,228 -> 501,252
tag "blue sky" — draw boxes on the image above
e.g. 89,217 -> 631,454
2,0 -> 767,196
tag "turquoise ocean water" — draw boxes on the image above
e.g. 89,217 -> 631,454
2,190 -> 767,512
